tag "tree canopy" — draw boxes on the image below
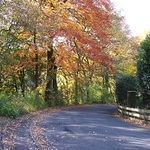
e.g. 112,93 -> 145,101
0,0 -> 139,107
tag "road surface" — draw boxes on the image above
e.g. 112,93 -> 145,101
1,105 -> 150,150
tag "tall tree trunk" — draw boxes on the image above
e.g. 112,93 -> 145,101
34,29 -> 39,88
35,53 -> 38,88
53,65 -> 59,105
74,79 -> 79,105
45,46 -> 58,106
85,82 -> 90,104
20,69 -> 25,96
13,76 -> 18,93
45,48 -> 53,106
104,73 -> 109,90
53,66 -> 58,92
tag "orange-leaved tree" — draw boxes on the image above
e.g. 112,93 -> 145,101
37,0 -> 115,105
1,0 -> 115,105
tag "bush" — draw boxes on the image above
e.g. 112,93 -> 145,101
115,74 -> 138,105
88,83 -> 101,104
100,87 -> 115,104
137,34 -> 150,107
88,83 -> 115,104
0,91 -> 48,118
22,91 -> 48,111
0,93 -> 21,118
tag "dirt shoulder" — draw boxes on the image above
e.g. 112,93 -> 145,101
0,117 -> 9,149
115,112 -> 150,128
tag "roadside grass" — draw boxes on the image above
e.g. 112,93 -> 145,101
0,88 -> 115,118
0,92 -> 48,118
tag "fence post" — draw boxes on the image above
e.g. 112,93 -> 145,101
127,91 -> 136,107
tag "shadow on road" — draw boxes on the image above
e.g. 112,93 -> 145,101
37,105 -> 150,150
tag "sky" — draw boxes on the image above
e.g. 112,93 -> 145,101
111,0 -> 150,36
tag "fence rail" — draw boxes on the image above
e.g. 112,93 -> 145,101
118,105 -> 150,123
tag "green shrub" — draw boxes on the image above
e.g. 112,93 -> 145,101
88,83 -> 101,104
22,91 -> 48,111
100,87 -> 115,104
0,91 -> 48,118
137,34 -> 150,107
0,93 -> 20,118
88,83 -> 115,104
115,74 -> 138,105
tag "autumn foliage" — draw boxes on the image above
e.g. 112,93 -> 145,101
0,0 -> 137,107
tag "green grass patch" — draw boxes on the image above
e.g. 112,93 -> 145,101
0,91 -> 48,118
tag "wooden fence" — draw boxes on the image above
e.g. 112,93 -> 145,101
118,105 -> 150,123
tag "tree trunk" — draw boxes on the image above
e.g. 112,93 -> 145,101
45,48 -> 53,106
86,83 -> 90,104
53,65 -> 59,105
20,69 -> 25,96
53,66 -> 58,92
45,46 -> 58,106
74,79 -> 79,105
35,53 -> 38,88
104,73 -> 109,90
14,77 -> 18,93
33,29 -> 39,88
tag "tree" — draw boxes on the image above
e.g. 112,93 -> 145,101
0,0 -> 116,105
0,0 -> 46,94
36,0 -> 115,105
108,10 -> 140,76
137,34 -> 150,107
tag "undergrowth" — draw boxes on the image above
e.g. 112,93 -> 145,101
0,91 -> 48,118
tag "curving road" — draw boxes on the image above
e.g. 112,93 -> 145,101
36,105 -> 150,150
2,105 -> 150,150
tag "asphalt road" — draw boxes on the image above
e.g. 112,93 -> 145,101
36,105 -> 150,150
